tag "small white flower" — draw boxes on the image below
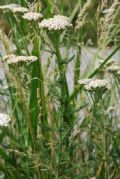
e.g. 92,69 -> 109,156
108,64 -> 120,73
0,113 -> 11,127
84,79 -> 111,92
4,54 -> 37,64
103,8 -> 114,14
0,4 -> 28,13
78,79 -> 92,85
39,15 -> 72,31
22,12 -> 43,21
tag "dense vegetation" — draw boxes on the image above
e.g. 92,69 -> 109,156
0,0 -> 120,178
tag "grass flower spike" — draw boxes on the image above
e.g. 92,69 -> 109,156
4,54 -> 37,64
22,12 -> 43,21
0,113 -> 11,127
39,15 -> 72,31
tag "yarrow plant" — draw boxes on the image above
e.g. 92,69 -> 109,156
0,1 -> 120,179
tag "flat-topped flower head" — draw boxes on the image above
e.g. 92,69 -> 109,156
0,4 -> 28,13
22,12 -> 43,21
4,54 -> 37,64
0,113 -> 11,127
85,79 -> 111,93
39,15 -> 72,31
108,64 -> 120,74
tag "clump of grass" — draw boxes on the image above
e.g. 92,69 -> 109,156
0,0 -> 120,178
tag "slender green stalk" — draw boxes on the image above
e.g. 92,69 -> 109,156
89,44 -> 120,78
29,28 -> 47,140
52,32 -> 73,125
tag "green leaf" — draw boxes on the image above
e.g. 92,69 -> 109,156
0,148 -> 16,167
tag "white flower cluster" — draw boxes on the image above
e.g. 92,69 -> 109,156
79,79 -> 110,92
108,64 -> 120,74
39,15 -> 72,31
4,54 -> 37,64
85,79 -> 111,91
0,113 -> 11,127
22,12 -> 43,21
0,4 -> 28,13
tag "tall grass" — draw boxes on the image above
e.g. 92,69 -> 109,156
0,0 -> 120,178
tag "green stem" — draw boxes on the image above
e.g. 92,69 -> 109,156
30,28 -> 47,139
53,32 -> 72,124
74,32 -> 82,89
74,0 -> 84,88
55,45 -> 69,122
